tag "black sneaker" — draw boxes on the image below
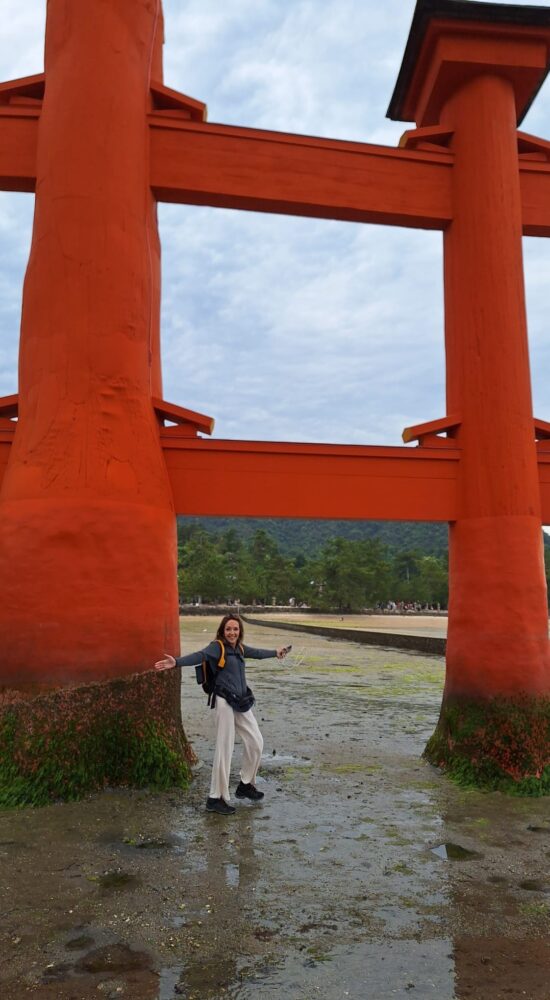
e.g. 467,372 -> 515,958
235,781 -> 264,801
206,797 -> 235,815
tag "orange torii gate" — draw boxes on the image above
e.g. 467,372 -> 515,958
0,0 -> 549,797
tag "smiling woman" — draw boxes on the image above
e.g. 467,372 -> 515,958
1,0 -> 550,804
155,614 -> 290,814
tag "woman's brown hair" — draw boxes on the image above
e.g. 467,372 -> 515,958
216,614 -> 244,642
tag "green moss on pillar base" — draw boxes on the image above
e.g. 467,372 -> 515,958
0,668 -> 197,809
424,695 -> 550,796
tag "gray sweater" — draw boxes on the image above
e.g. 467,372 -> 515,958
176,640 -> 277,701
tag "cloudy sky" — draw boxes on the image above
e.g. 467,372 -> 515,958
1,0 -> 550,448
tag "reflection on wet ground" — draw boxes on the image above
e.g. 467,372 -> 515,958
0,617 -> 549,999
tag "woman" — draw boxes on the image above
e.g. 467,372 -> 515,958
154,614 -> 290,815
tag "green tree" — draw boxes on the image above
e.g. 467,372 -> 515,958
415,555 -> 448,606
178,531 -> 229,603
248,529 -> 293,604
391,549 -> 422,602
314,537 -> 392,611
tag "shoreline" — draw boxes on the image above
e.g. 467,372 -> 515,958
242,614 -> 447,655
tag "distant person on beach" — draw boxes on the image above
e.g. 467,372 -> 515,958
154,614 -> 290,816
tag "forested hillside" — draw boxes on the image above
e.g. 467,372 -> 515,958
176,519 -> 550,611
176,524 -> 448,610
177,517 -> 449,556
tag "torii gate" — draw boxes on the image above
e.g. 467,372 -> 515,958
0,0 -> 549,797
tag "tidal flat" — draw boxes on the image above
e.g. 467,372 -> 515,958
0,616 -> 549,999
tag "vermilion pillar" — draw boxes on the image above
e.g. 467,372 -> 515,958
389,2 -> 550,786
0,0 -> 179,689
442,71 -> 549,699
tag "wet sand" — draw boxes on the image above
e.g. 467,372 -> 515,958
1,616 -> 549,999
259,612 -> 448,638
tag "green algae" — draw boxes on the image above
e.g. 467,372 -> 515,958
0,710 -> 191,809
308,664 -> 368,675
305,946 -> 333,962
280,764 -> 313,781
320,762 -> 381,775
0,668 -> 194,809
424,695 -> 550,796
398,896 -> 417,909
122,835 -> 174,849
518,901 -> 550,917
87,869 -> 139,890
390,862 -> 414,875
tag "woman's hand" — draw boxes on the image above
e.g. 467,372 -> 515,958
276,645 -> 292,659
154,653 -> 176,671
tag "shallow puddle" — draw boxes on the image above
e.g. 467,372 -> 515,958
262,751 -> 311,765
519,879 -> 550,893
224,862 -> 240,887
88,869 -> 140,890
75,942 -> 153,973
122,835 -> 175,850
64,934 -> 95,951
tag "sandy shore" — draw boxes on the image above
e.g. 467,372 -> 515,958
255,612 -> 449,638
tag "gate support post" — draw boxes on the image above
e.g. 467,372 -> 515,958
389,1 -> 550,790
0,0 -> 192,805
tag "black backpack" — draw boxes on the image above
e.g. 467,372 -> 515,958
195,639 -> 244,707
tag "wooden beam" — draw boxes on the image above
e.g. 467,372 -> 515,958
150,80 -> 206,121
402,413 -> 461,444
160,435 -> 550,523
160,434 -> 460,520
0,423 -> 15,486
3,425 -> 550,523
519,160 -> 550,236
1,108 -> 550,238
537,453 -> 550,520
0,72 -> 45,104
0,107 -> 38,192
149,116 -> 550,234
152,396 -> 214,435
0,394 -> 18,418
149,116 -> 454,229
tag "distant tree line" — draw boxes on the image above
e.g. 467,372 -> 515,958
177,526 -> 449,611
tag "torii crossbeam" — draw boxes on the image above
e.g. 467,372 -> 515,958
1,0 -> 550,797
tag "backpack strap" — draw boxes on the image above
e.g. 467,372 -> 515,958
207,639 -> 226,708
215,638 -> 226,668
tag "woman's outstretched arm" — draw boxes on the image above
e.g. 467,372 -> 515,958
154,641 -> 219,671
243,644 -> 291,660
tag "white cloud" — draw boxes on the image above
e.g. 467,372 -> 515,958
159,200 -> 446,443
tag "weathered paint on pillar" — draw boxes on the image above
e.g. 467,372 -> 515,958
442,71 -> 550,699
0,0 -> 179,689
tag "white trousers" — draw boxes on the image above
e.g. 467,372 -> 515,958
209,695 -> 264,802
